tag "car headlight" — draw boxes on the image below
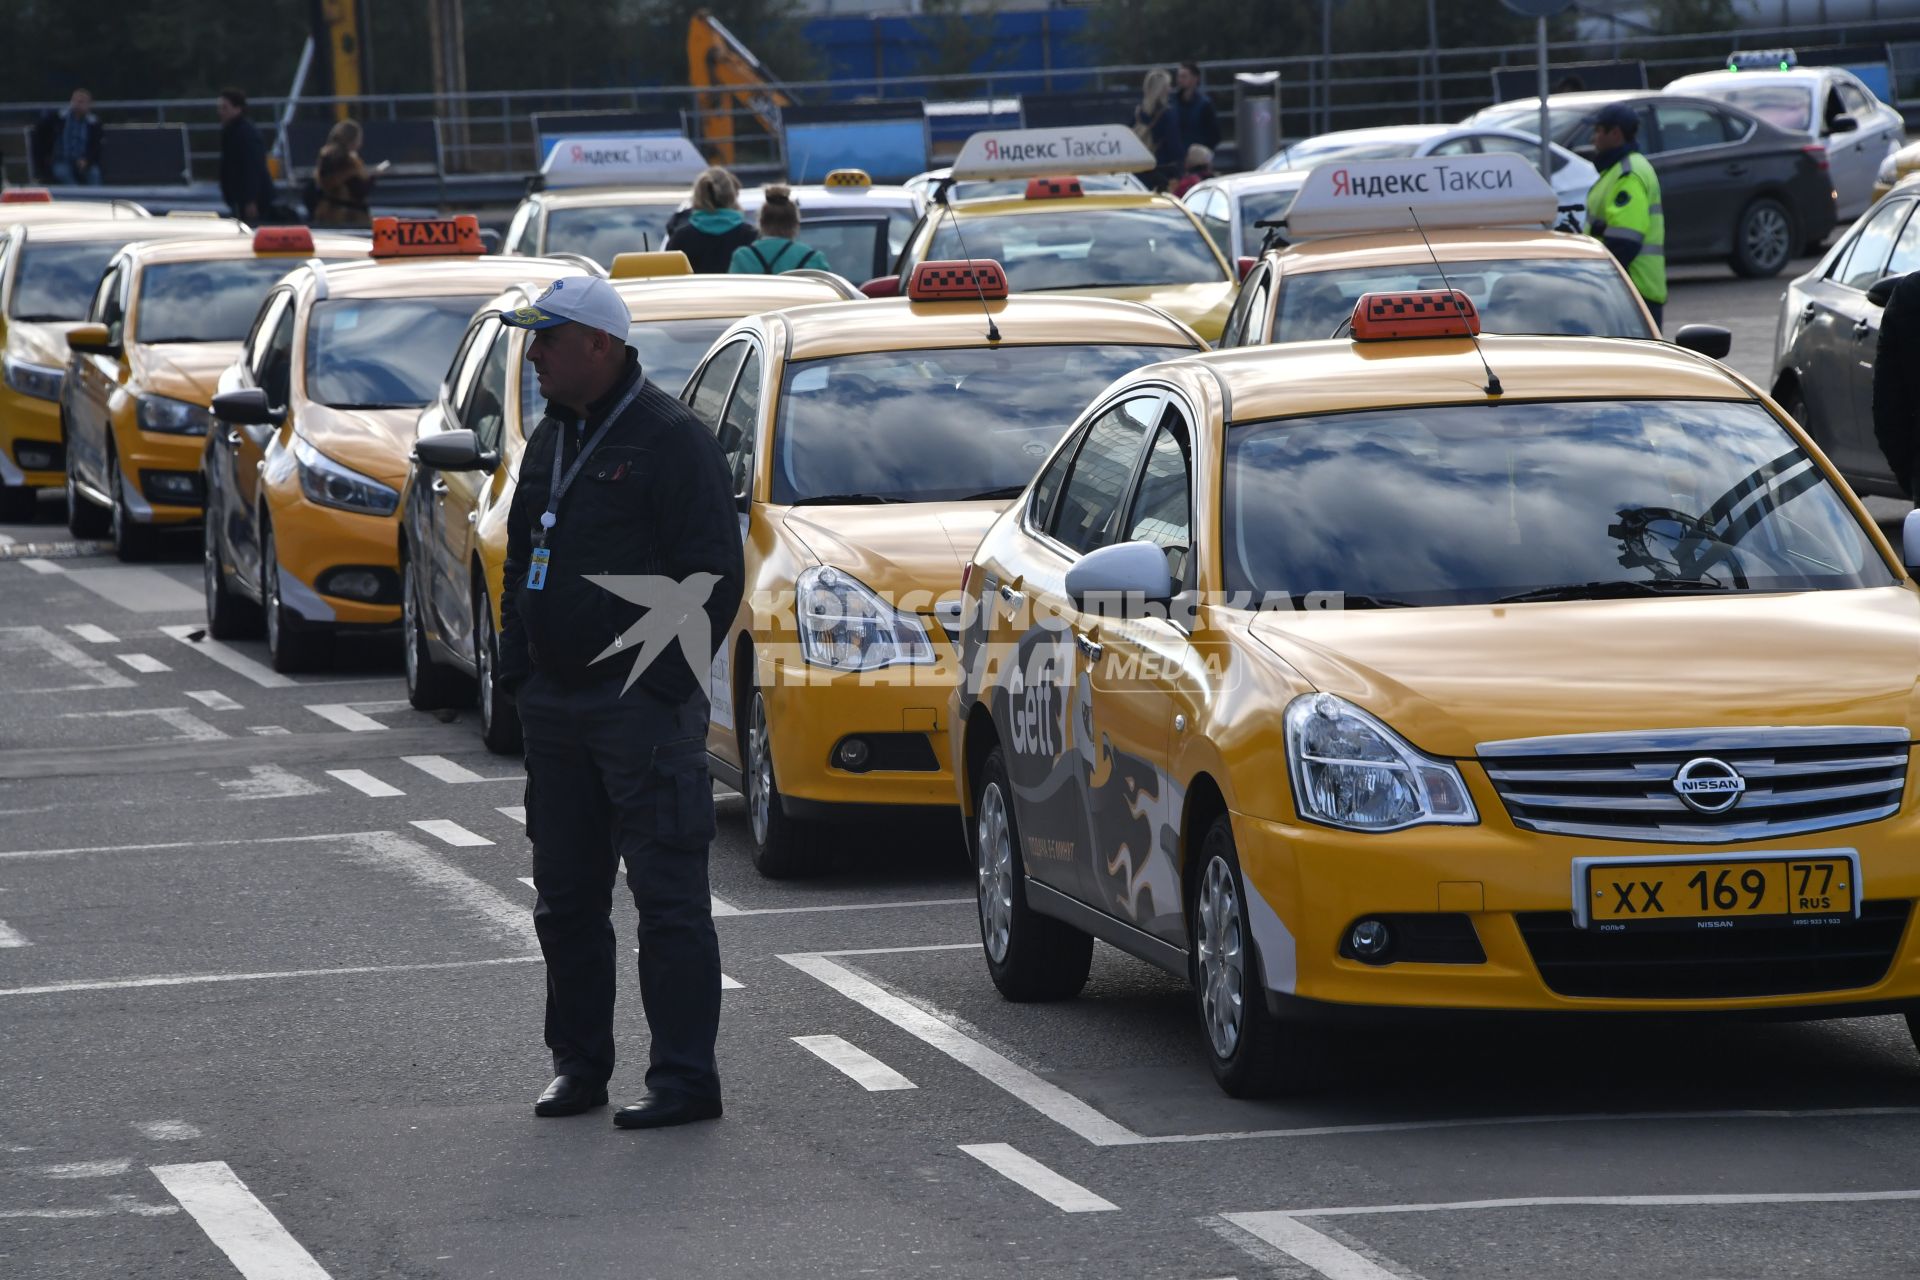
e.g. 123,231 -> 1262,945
1879,153 -> 1899,186
136,394 -> 215,436
2,354 -> 63,402
292,435 -> 399,516
1284,693 -> 1477,832
796,565 -> 934,671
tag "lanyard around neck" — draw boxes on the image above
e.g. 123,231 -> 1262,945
540,375 -> 645,534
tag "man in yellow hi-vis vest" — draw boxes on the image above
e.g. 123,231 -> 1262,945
1584,102 -> 1667,330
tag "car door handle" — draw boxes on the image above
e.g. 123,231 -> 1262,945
225,429 -> 241,446
1726,163 -> 1749,176
430,476 -> 449,495
467,511 -> 478,525
997,582 -> 1019,603
1801,303 -> 1819,320
1074,631 -> 1102,662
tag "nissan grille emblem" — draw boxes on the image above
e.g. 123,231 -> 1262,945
1672,757 -> 1746,814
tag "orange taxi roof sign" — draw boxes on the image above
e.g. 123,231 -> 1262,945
907,259 -> 1008,302
609,251 -> 693,279
253,226 -> 316,255
1025,176 -> 1083,200
1,188 -> 53,203
1351,290 -> 1479,341
823,168 -> 872,188
371,215 -> 486,258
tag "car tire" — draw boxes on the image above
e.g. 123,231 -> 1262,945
0,484 -> 36,523
742,687 -> 830,879
64,434 -> 108,538
1777,383 -> 1808,428
1905,1009 -> 1920,1060
203,519 -> 262,639
1192,813 -> 1313,1098
108,444 -> 158,563
262,522 -> 326,674
402,556 -> 468,710
1730,196 -> 1796,278
974,745 -> 1094,1002
475,587 -> 522,755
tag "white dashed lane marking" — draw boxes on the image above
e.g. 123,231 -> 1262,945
1223,1214 -> 1405,1280
305,703 -> 389,732
402,754 -> 510,784
249,726 -> 291,736
497,805 -> 526,824
66,624 -> 117,644
720,973 -> 744,990
792,1035 -> 917,1091
116,653 -> 171,673
958,1143 -> 1118,1213
186,689 -> 242,710
135,1120 -> 203,1142
0,920 -> 28,948
326,769 -> 403,798
151,1161 -> 334,1280
409,819 -> 492,848
159,624 -> 295,689
20,559 -> 62,575
38,1158 -> 135,1179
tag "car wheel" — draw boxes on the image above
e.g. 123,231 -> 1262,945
475,588 -> 521,755
64,432 -> 108,538
1192,813 -> 1313,1097
974,745 -> 1094,1002
1905,1009 -> 1920,1061
203,518 -> 261,639
1777,383 -> 1808,428
1730,196 -> 1796,278
262,522 -> 326,674
743,687 -> 829,878
402,556 -> 467,710
108,444 -> 158,562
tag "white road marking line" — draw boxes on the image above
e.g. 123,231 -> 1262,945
62,706 -> 227,742
151,1161 -> 334,1280
0,920 -> 28,948
116,653 -> 171,673
709,891 -> 742,917
0,624 -> 134,690
1222,1214 -> 1407,1280
220,765 -> 325,801
159,624 -> 295,689
517,876 -> 535,890
498,805 -> 526,824
327,769 -> 403,798
410,819 -> 492,848
186,689 -> 241,710
343,832 -> 533,949
135,1120 -> 203,1142
63,567 -> 201,612
0,1197 -> 178,1220
720,973 -> 744,990
1252,1188 -> 1920,1219
781,951 -> 1140,1147
0,830 -> 390,861
0,955 -> 539,998
39,1158 -> 135,1179
67,624 -> 117,644
401,754 -> 491,784
249,726 -> 291,735
20,558 -> 62,575
958,1143 -> 1118,1213
306,703 -> 388,732
727,896 -> 972,918
792,1035 -> 917,1091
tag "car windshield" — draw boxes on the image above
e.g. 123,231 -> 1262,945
1238,189 -> 1301,255
1259,138 -> 1418,172
544,206 -> 674,267
924,207 -> 1225,290
1706,84 -> 1813,132
10,242 -> 119,320
518,316 -> 733,420
305,295 -> 488,408
136,257 -> 305,344
772,343 -> 1184,504
1222,400 -> 1894,608
952,174 -> 1142,201
1272,257 -> 1651,342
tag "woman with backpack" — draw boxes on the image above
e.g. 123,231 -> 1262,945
729,186 -> 829,275
310,119 -> 381,229
665,166 -> 757,272
1132,69 -> 1182,193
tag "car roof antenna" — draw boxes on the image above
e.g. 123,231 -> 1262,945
936,199 -> 1001,343
1408,204 -> 1501,397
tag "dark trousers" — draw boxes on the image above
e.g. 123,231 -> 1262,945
1647,299 -> 1664,331
517,671 -> 722,1100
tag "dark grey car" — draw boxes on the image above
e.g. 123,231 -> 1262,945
1772,183 -> 1920,496
1466,90 -> 1839,278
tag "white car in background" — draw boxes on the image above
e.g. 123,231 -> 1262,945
1665,67 -> 1904,220
1254,124 -> 1598,222
1181,170 -> 1313,258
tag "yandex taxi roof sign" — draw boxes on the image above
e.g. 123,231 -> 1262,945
539,135 -> 708,188
949,124 -> 1155,181
1282,154 -> 1560,240
371,215 -> 486,258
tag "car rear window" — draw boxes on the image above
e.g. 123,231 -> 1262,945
544,205 -> 675,267
1271,257 -> 1651,342
924,207 -> 1226,291
1705,84 -> 1812,133
305,295 -> 488,408
9,242 -> 118,320
136,257 -> 307,344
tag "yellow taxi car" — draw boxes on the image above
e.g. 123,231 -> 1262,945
950,287 -> 1920,1095
200,216 -> 583,671
0,215 -> 244,521
0,189 -> 147,230
501,133 -> 709,267
60,227 -> 369,559
679,259 -> 1203,876
401,252 -> 860,752
876,126 -> 1241,341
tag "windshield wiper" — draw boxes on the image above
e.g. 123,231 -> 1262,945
959,485 -> 1028,501
789,492 -> 903,506
1492,579 -> 1733,605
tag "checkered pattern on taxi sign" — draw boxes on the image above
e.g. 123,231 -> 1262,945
1024,176 -> 1083,200
907,259 -> 1009,301
1350,289 -> 1479,340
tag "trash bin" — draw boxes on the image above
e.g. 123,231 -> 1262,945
1233,72 -> 1281,172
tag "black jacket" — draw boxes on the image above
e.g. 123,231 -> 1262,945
1173,90 -> 1221,153
1872,272 -> 1920,497
664,220 -> 758,274
219,115 -> 275,217
500,351 -> 745,706
29,110 -> 102,180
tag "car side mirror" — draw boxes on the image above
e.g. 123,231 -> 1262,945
859,275 -> 901,299
1903,508 -> 1920,572
1064,540 -> 1175,611
1867,275 -> 1903,308
1673,324 -> 1732,359
412,428 -> 499,473
211,386 -> 283,426
66,323 -> 119,357
1830,113 -> 1859,134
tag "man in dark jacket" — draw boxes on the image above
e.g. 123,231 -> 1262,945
496,274 -> 745,1131
31,89 -> 103,186
216,88 -> 275,223
1173,62 -> 1222,154
1872,272 -> 1920,497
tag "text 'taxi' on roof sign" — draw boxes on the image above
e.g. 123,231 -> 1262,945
540,135 -> 708,189
949,125 -> 1156,182
1281,154 -> 1559,240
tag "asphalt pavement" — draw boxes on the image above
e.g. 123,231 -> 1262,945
6,264 -> 1920,1280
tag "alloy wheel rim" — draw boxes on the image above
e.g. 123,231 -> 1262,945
203,528 -> 219,609
264,532 -> 281,653
1749,207 -> 1789,270
976,781 -> 1014,964
477,602 -> 495,730
402,563 -> 420,690
1196,855 -> 1246,1060
109,462 -> 123,548
747,694 -> 772,846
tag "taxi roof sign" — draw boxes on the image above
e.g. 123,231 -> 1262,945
823,168 -> 872,188
253,226 -> 315,255
609,250 -> 693,280
371,215 -> 486,258
1351,290 -> 1479,341
949,125 -> 1155,182
540,135 -> 707,189
1025,176 -> 1083,200
1729,48 -> 1795,71
908,259 -> 1008,302
1282,154 -> 1558,240
0,188 -> 53,203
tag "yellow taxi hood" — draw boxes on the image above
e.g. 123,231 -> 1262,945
132,341 -> 242,407
1245,588 -> 1920,758
295,403 -> 419,488
781,502 -> 1005,600
1055,282 -> 1235,336
7,319 -> 78,370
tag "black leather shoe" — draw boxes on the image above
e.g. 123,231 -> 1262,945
534,1075 -> 608,1117
612,1090 -> 723,1130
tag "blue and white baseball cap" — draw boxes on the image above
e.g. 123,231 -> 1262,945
501,274 -> 630,341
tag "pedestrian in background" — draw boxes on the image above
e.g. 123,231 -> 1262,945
31,89 -> 103,187
1169,144 -> 1214,198
311,119 -> 382,229
1583,102 -> 1667,330
216,87 -> 275,224
730,186 -> 828,274
1872,272 -> 1920,497
495,273 -> 744,1131
1172,62 -> 1221,154
665,166 -> 757,273
1132,69 -> 1182,192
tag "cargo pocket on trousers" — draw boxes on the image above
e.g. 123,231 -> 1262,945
651,736 -> 716,848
